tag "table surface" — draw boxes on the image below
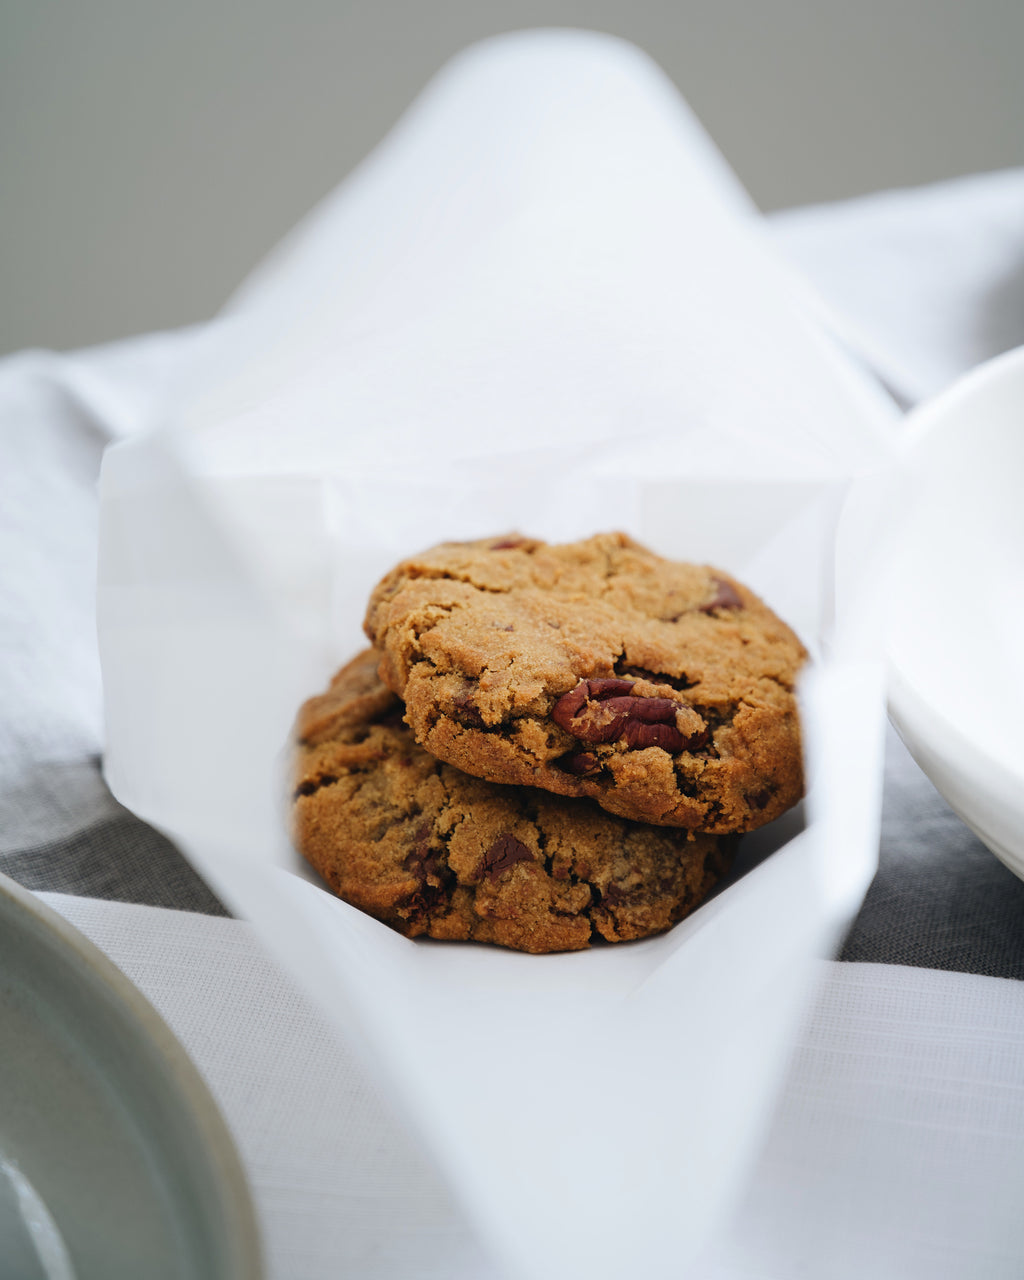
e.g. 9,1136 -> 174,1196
3,165 -> 1024,1278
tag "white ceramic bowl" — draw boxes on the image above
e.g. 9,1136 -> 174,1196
888,345 -> 1024,879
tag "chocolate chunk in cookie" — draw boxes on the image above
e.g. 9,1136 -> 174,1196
292,650 -> 732,954
364,532 -> 807,832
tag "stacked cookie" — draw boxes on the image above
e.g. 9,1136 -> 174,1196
292,532 -> 807,953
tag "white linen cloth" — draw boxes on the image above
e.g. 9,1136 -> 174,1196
770,168 -> 1024,406
43,892 -> 1024,1280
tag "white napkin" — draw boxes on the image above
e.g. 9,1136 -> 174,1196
698,960 -> 1024,1279
40,894 -> 496,1280
771,169 -> 1024,406
95,30 -> 894,1280
43,893 -> 1024,1280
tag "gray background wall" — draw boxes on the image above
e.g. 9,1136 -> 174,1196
2,0 -> 1022,355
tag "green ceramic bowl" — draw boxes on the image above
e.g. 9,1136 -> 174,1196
0,872 -> 263,1280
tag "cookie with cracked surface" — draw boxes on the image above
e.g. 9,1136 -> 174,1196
292,649 -> 732,954
364,531 -> 807,832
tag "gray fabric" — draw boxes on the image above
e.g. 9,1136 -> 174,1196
5,809 -> 228,915
840,725 -> 1024,978
0,750 -> 228,915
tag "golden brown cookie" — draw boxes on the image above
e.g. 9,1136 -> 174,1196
292,649 -> 732,954
364,532 -> 807,832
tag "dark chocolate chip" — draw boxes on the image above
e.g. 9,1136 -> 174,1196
699,576 -> 744,613
560,751 -> 602,777
403,825 -> 447,883
402,881 -> 451,921
452,692 -> 487,729
481,833 -> 534,880
401,824 -> 456,920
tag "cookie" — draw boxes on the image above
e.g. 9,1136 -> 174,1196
293,649 -> 732,954
364,532 -> 806,832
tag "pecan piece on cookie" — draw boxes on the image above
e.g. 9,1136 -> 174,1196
551,678 -> 707,754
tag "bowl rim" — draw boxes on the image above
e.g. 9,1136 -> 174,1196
888,341 -> 1024,779
0,871 -> 264,1280
886,342 -> 1024,873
